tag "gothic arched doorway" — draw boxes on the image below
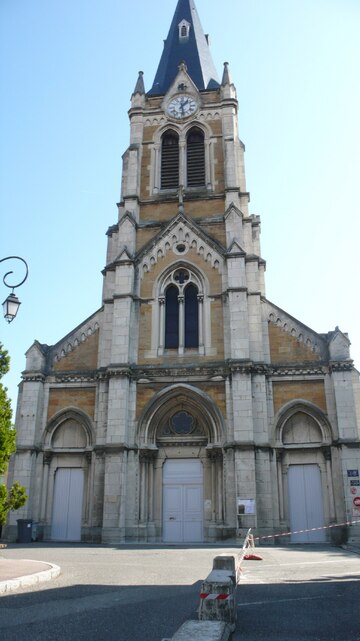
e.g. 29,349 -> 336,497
274,402 -> 335,543
137,385 -> 225,542
42,409 -> 94,542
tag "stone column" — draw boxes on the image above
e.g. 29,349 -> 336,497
276,451 -> 285,522
198,294 -> 204,354
178,295 -> 184,355
40,453 -> 52,522
217,456 -> 224,522
139,454 -> 147,522
179,141 -> 186,186
102,450 -> 126,544
224,447 -> 235,531
207,449 -> 224,524
140,450 -> 158,521
158,296 -> 165,352
86,452 -> 93,525
234,446 -> 257,530
324,448 -> 336,522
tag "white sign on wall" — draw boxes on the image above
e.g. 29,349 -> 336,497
237,498 -> 256,515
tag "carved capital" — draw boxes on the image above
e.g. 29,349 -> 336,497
43,451 -> 52,465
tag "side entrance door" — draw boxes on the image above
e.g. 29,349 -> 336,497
288,464 -> 325,543
163,459 -> 203,543
51,468 -> 84,541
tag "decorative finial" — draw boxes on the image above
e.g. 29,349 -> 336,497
221,62 -> 231,87
133,71 -> 145,96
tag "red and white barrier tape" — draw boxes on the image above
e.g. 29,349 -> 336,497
200,592 -> 232,601
253,518 -> 360,541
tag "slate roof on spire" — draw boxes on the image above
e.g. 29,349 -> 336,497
148,0 -> 220,96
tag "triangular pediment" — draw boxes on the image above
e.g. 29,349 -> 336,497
328,327 -> 351,361
51,310 -> 102,369
116,247 -> 134,262
137,213 -> 224,278
119,211 -> 137,230
224,203 -> 244,221
164,64 -> 200,100
264,299 -> 328,361
25,341 -> 49,371
227,240 -> 246,255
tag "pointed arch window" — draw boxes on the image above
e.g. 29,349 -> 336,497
165,285 -> 179,348
161,130 -> 179,189
161,267 -> 204,354
186,127 -> 205,187
185,284 -> 199,347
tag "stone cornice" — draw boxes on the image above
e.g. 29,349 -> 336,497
94,443 -> 138,454
53,373 -> 98,384
333,440 -> 360,449
21,372 -> 46,383
135,364 -> 228,382
269,365 -> 327,377
223,441 -> 255,451
22,360 -> 356,386
329,361 -> 354,372
98,366 -> 133,380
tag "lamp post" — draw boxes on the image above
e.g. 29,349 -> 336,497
1,256 -> 29,323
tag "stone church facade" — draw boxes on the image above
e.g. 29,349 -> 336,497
7,0 -> 360,544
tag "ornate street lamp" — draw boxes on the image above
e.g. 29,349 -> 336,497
1,256 -> 29,323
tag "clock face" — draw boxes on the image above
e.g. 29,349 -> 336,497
167,95 -> 198,119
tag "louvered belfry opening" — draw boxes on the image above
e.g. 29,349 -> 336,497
161,130 -> 179,189
187,127 -> 205,187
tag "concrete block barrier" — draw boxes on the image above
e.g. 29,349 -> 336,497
170,620 -> 232,641
199,569 -> 236,630
164,540 -> 253,641
212,555 -> 236,576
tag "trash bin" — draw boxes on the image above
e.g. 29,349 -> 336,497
17,519 -> 33,543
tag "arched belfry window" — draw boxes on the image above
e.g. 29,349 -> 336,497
160,267 -> 204,355
161,130 -> 179,189
156,126 -> 209,193
187,127 -> 205,187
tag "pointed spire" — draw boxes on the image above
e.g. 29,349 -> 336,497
221,62 -> 232,87
148,0 -> 220,96
221,61 -> 237,100
132,71 -> 145,96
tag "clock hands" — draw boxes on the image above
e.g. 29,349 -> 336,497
180,98 -> 189,115
167,95 -> 197,118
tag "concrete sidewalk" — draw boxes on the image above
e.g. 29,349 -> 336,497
0,557 -> 61,593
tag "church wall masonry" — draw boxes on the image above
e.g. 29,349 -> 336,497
7,0 -> 360,545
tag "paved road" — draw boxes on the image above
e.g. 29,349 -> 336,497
235,545 -> 360,641
1,543 -> 360,641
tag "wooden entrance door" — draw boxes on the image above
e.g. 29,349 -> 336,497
288,464 -> 325,543
51,468 -> 84,541
163,459 -> 203,543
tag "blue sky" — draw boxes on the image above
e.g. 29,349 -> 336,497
1,0 -> 360,411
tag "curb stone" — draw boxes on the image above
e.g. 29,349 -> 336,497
0,562 -> 61,594
168,621 -> 232,641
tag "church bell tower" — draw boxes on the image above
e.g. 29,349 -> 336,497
99,0 -> 267,543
